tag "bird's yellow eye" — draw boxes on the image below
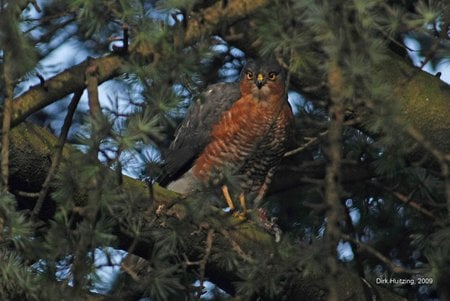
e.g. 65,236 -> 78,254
246,71 -> 253,80
268,72 -> 277,81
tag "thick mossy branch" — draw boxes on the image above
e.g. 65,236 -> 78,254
12,55 -> 125,126
9,123 -> 405,300
9,122 -> 169,202
184,0 -> 268,43
387,57 -> 450,154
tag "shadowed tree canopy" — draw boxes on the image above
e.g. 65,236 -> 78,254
1,0 -> 450,300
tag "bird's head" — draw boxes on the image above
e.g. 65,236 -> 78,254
239,59 -> 286,101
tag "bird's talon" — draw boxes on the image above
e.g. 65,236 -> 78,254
257,208 -> 282,242
231,209 -> 247,220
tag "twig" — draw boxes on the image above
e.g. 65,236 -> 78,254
404,126 -> 450,219
341,234 -> 424,275
13,190 -> 39,198
111,23 -> 129,54
85,59 -> 102,122
197,228 -> 214,298
417,39 -> 439,71
121,260 -> 141,282
32,90 -> 82,216
36,72 -> 46,89
122,23 -> 129,52
1,55 -> 14,193
391,190 -> 438,221
182,254 -> 202,266
342,202 -> 365,278
30,0 -> 42,13
220,229 -> 255,263
284,130 -> 328,157
370,180 -> 441,224
404,126 -> 449,169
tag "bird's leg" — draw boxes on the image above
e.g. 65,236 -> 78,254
254,168 -> 282,242
221,185 -> 235,211
221,185 -> 247,219
239,192 -> 247,215
253,167 -> 275,208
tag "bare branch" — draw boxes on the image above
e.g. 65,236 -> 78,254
12,55 -> 125,127
341,234 -> 425,275
197,228 -> 214,298
284,130 -> 328,157
404,126 -> 450,219
86,59 -> 102,122
1,54 -> 14,192
32,90 -> 82,216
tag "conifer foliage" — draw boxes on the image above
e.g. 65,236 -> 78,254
1,0 -> 450,300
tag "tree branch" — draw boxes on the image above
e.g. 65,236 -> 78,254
1,53 -> 14,192
324,60 -> 346,301
184,0 -> 268,44
9,122 -> 405,301
32,90 -> 82,216
11,55 -> 125,127
341,234 -> 424,275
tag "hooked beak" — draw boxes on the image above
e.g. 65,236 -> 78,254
256,73 -> 265,89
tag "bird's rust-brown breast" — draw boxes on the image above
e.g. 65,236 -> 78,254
192,90 -> 293,195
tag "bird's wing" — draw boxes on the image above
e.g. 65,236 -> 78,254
158,82 -> 241,186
